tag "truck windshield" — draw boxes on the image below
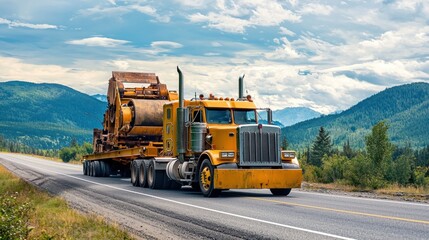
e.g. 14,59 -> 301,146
234,110 -> 256,124
206,109 -> 232,124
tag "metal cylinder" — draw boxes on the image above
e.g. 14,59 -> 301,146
239,74 -> 245,99
128,99 -> 168,126
176,66 -> 186,162
190,123 -> 207,153
166,159 -> 181,181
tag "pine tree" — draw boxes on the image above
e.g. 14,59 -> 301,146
281,136 -> 289,150
310,127 -> 332,167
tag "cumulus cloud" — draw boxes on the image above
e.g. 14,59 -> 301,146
0,17 -> 57,29
279,26 -> 296,36
299,3 -> 333,15
188,0 -> 300,33
80,3 -> 170,23
66,37 -> 129,47
0,56 -> 108,94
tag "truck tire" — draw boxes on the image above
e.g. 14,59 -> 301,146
130,160 -> 141,186
83,161 -> 88,175
99,161 -> 106,177
89,161 -> 94,177
103,161 -> 111,177
138,161 -> 148,188
147,160 -> 163,189
199,159 -> 220,197
93,161 -> 101,177
270,188 -> 291,196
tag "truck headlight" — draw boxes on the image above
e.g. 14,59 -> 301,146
282,151 -> 295,158
220,152 -> 235,158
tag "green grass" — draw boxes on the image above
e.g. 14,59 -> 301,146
0,164 -> 133,240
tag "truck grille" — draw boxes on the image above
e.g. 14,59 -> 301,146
237,124 -> 281,166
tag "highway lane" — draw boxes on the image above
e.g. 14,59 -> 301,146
1,153 -> 428,240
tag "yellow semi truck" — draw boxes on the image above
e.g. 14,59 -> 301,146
83,67 -> 302,197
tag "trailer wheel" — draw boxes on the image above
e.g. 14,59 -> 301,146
89,161 -> 94,177
138,161 -> 148,188
103,161 -> 111,177
99,161 -> 106,178
130,160 -> 140,186
93,161 -> 101,177
147,160 -> 163,189
83,161 -> 87,175
199,159 -> 220,197
270,188 -> 291,196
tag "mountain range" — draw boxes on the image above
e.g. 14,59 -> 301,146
284,82 -> 429,150
1,80 -> 428,150
273,107 -> 321,127
0,81 -> 105,149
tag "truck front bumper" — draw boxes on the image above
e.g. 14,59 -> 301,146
213,168 -> 302,189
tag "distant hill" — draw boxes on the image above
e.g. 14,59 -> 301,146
284,82 -> 429,150
273,107 -> 321,126
0,81 -> 106,149
92,94 -> 107,102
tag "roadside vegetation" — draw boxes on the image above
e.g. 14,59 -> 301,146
0,164 -> 133,240
0,135 -> 91,163
58,139 -> 92,162
294,121 -> 429,196
0,135 -> 58,158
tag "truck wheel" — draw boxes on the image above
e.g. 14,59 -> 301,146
138,161 -> 148,188
103,161 -> 111,177
147,160 -> 163,189
87,161 -> 92,176
130,160 -> 140,186
270,188 -> 291,196
91,161 -> 96,177
83,161 -> 87,175
93,161 -> 101,177
199,159 -> 220,197
99,161 -> 106,178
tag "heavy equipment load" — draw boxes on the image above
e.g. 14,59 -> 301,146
93,71 -> 177,153
83,67 -> 302,197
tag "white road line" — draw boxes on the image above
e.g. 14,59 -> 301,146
296,190 -> 429,207
2,157 -> 355,240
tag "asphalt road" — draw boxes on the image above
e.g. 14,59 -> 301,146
1,153 -> 428,240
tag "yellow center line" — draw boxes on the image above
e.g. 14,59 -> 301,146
249,197 -> 429,225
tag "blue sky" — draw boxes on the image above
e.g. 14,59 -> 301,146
0,0 -> 428,113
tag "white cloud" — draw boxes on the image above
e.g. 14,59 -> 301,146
174,0 -> 209,8
211,41 -> 223,47
189,12 -> 250,33
265,37 -> 304,59
299,3 -> 333,15
150,41 -> 183,49
0,56 -> 107,94
279,26 -> 296,36
80,3 -> 170,23
0,17 -> 57,29
188,0 -> 300,33
66,37 -> 129,47
107,0 -> 116,5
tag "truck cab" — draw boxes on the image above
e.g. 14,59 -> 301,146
163,95 -> 302,197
